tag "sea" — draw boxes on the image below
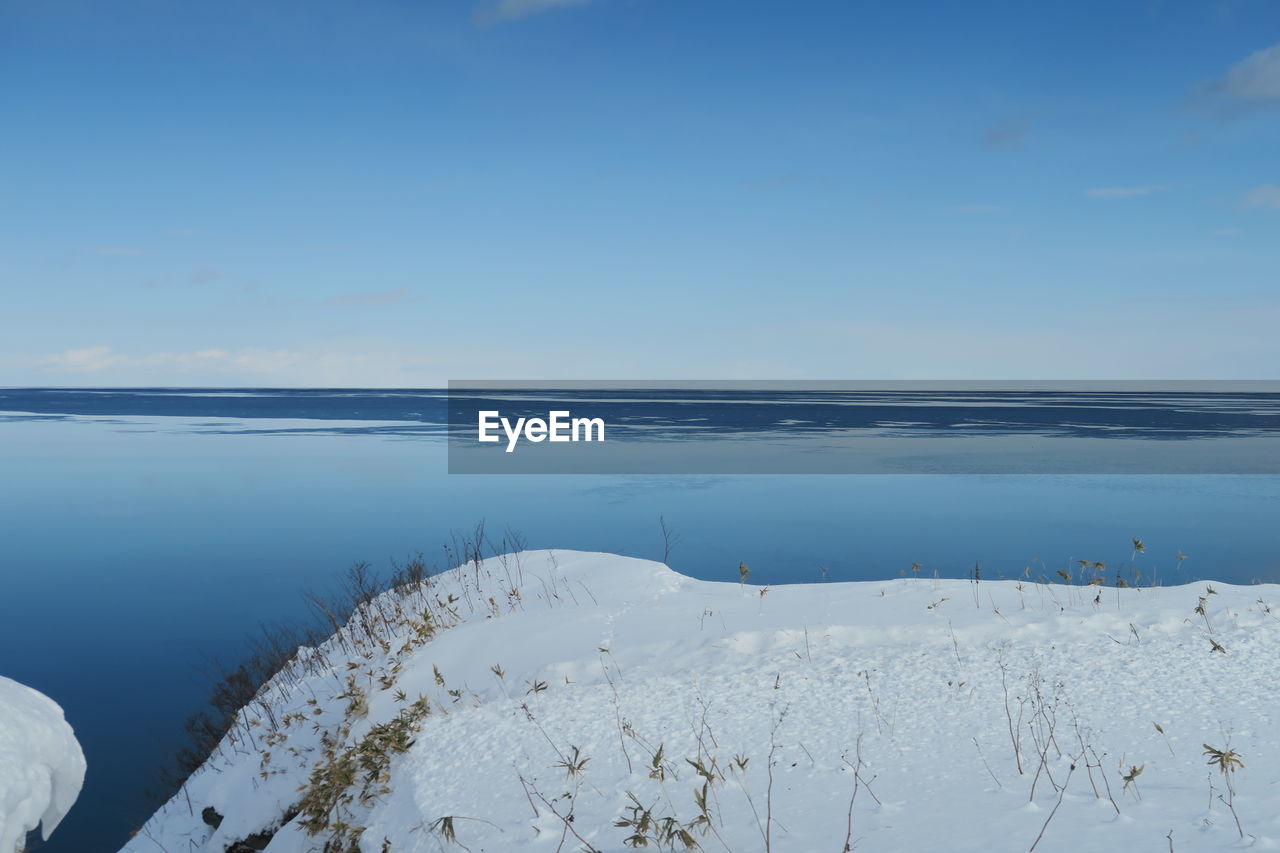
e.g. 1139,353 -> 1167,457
2,386 -> 1277,851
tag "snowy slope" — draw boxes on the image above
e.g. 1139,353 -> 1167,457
123,550 -> 1280,852
0,676 -> 86,852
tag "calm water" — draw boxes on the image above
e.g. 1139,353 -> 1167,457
2,389 -> 1278,851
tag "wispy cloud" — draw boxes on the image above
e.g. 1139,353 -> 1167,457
1202,42 -> 1280,108
91,247 -> 149,257
982,113 -> 1037,151
741,172 -> 830,191
38,346 -> 232,372
190,268 -> 222,285
1085,186 -> 1165,199
474,0 -> 597,26
39,346 -> 126,371
952,204 -> 1006,215
1244,184 -> 1280,209
325,288 -> 414,307
10,344 -> 447,386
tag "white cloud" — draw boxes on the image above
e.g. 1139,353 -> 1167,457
40,346 -> 127,371
475,0 -> 596,25
1085,186 -> 1165,199
9,344 -> 445,386
741,305 -> 1280,380
1244,184 -> 1280,209
10,308 -> 1280,385
1209,42 -> 1280,104
37,346 -> 262,374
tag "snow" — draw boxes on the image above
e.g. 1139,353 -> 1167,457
122,550 -> 1280,852
0,676 -> 86,852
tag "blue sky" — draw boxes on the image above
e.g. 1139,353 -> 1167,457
2,0 -> 1278,385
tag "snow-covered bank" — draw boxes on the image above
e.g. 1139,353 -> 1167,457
124,551 -> 1280,852
0,676 -> 86,852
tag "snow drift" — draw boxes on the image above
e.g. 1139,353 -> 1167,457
0,676 -> 86,852
123,550 -> 1280,852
